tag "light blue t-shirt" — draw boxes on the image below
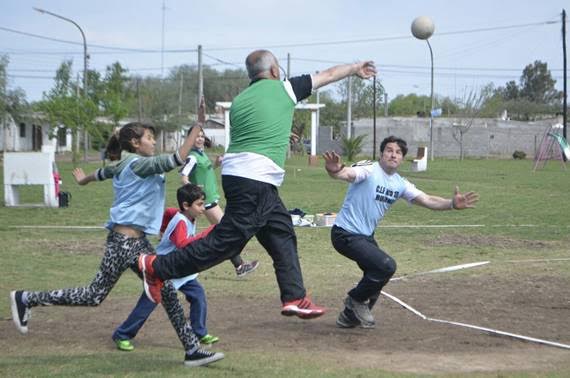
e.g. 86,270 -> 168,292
156,211 -> 198,289
334,162 -> 423,236
107,158 -> 166,235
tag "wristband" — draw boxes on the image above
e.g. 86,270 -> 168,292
450,198 -> 456,210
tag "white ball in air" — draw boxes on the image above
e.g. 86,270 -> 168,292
411,16 -> 435,40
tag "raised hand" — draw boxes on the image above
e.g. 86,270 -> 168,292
452,186 -> 479,209
198,96 -> 206,124
322,151 -> 343,173
72,168 -> 89,185
355,61 -> 377,79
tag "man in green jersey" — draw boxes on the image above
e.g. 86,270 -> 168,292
140,50 -> 376,320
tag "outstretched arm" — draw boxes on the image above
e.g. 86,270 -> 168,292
412,186 -> 479,210
72,168 -> 97,186
312,61 -> 376,90
322,151 -> 357,182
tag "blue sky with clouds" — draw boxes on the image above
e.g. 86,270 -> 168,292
1,0 -> 568,102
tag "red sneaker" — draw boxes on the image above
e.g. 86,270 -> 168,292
138,254 -> 163,304
281,297 -> 326,319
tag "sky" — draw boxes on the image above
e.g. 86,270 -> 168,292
1,0 -> 568,103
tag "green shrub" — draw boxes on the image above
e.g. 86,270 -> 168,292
512,150 -> 526,160
341,134 -> 366,162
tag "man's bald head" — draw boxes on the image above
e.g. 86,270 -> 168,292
245,50 -> 279,80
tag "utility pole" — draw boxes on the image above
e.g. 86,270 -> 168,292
384,93 -> 388,117
562,9 -> 567,152
161,0 -> 166,77
287,53 -> 291,79
136,78 -> 142,121
315,71 -> 320,133
178,70 -> 184,116
198,45 -> 203,114
346,76 -> 352,138
373,75 -> 377,160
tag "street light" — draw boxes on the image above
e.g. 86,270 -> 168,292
411,16 -> 435,161
34,7 -> 89,161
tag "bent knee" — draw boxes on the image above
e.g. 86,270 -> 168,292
370,256 -> 397,280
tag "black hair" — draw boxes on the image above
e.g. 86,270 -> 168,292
186,125 -> 212,148
105,122 -> 156,155
380,136 -> 408,156
104,132 -> 122,161
176,183 -> 205,211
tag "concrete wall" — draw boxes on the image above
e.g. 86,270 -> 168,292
320,117 -> 559,159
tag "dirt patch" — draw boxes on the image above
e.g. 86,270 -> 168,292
432,234 -> 552,249
2,274 -> 569,374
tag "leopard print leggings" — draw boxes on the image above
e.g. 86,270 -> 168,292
25,230 -> 199,354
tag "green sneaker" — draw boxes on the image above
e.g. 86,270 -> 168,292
200,334 -> 219,345
115,339 -> 134,352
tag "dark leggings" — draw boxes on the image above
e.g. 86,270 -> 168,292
25,231 -> 200,354
331,225 -> 397,302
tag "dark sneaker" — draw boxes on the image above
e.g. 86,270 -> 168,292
281,296 -> 326,319
138,254 -> 163,304
235,260 -> 260,278
184,348 -> 224,367
336,308 -> 360,328
344,295 -> 375,325
10,290 -> 31,334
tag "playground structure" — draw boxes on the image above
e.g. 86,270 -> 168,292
533,124 -> 568,171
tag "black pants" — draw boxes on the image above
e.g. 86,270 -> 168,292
331,225 -> 397,302
154,175 -> 306,302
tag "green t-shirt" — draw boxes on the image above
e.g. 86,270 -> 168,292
188,150 -> 220,204
228,79 -> 295,168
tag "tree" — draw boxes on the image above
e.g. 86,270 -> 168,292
487,60 -> 562,121
519,60 -> 560,104
1,56 -> 30,151
37,60 -> 98,163
101,62 -> 132,127
452,84 -> 493,160
388,94 -> 432,116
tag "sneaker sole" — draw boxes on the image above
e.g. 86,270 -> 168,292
281,305 -> 325,319
184,352 -> 225,367
359,321 -> 376,329
10,291 -> 28,334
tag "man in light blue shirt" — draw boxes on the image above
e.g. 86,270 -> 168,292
323,136 -> 479,328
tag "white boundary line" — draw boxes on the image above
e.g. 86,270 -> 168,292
380,290 -> 570,350
391,261 -> 490,282
8,225 -> 105,230
8,223 -> 570,230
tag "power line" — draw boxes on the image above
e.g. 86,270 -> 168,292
0,19 -> 561,54
0,26 -> 196,53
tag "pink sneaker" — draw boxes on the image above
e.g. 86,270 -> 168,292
281,297 -> 326,319
138,254 -> 163,304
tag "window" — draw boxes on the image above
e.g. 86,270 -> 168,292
57,128 -> 67,147
19,123 -> 26,138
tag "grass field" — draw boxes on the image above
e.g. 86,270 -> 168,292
1,154 -> 569,377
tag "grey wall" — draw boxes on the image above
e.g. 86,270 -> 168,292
316,117 -> 560,159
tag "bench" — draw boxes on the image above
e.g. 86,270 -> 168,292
410,146 -> 428,172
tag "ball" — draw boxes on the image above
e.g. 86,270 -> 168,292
411,16 -> 435,40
